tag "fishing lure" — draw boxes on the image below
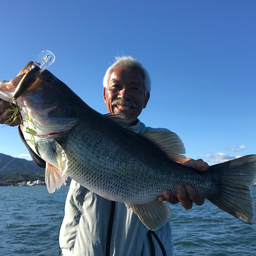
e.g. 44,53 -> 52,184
13,50 -> 55,99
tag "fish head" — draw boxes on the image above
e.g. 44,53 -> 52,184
0,62 -> 78,137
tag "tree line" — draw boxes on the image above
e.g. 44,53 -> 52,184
0,172 -> 45,186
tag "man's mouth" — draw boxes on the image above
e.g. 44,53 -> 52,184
112,100 -> 136,112
115,104 -> 132,111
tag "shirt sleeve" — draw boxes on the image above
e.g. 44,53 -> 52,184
18,126 -> 46,168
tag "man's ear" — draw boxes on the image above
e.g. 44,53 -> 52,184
103,87 -> 107,103
143,93 -> 150,108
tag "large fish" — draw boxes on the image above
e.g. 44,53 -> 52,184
1,61 -> 256,230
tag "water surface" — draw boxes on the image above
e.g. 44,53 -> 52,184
1,186 -> 255,255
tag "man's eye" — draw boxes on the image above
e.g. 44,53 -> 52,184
111,84 -> 121,89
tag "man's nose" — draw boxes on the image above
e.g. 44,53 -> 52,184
117,88 -> 130,100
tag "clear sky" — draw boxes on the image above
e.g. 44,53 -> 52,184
0,0 -> 255,165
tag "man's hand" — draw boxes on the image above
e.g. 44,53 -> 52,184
158,158 -> 209,209
0,98 -> 21,126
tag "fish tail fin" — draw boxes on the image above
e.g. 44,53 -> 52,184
208,154 -> 256,224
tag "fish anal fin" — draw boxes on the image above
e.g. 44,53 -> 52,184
45,163 -> 67,193
130,200 -> 171,230
141,131 -> 186,162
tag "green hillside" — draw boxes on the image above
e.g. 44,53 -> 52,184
0,153 -> 45,185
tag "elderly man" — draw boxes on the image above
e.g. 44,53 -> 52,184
0,57 -> 208,256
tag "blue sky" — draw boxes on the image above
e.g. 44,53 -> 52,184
0,0 -> 255,165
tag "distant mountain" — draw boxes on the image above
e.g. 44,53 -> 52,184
0,153 -> 44,175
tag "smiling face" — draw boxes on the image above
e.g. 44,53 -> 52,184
103,67 -> 150,125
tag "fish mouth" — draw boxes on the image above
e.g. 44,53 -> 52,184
0,62 -> 41,101
13,65 -> 41,99
0,62 -> 36,101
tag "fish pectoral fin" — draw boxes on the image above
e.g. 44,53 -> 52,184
45,163 -> 67,193
55,141 -> 69,176
141,131 -> 186,162
130,200 -> 171,230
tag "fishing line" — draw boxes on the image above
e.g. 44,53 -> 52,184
58,64 -> 73,88
0,149 -> 28,173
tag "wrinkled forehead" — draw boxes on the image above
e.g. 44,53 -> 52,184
109,67 -> 144,84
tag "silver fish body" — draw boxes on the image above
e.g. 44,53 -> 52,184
1,62 -> 256,230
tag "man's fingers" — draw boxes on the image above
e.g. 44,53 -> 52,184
174,184 -> 193,209
158,190 -> 179,204
183,158 -> 209,171
185,185 -> 205,206
0,99 -> 21,126
0,110 -> 21,126
159,184 -> 205,209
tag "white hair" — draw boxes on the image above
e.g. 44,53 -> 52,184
103,56 -> 151,94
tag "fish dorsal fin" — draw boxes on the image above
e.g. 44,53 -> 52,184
141,131 -> 186,162
130,200 -> 171,230
105,113 -> 134,132
45,163 -> 67,193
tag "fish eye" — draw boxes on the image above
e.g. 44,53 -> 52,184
44,75 -> 55,84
